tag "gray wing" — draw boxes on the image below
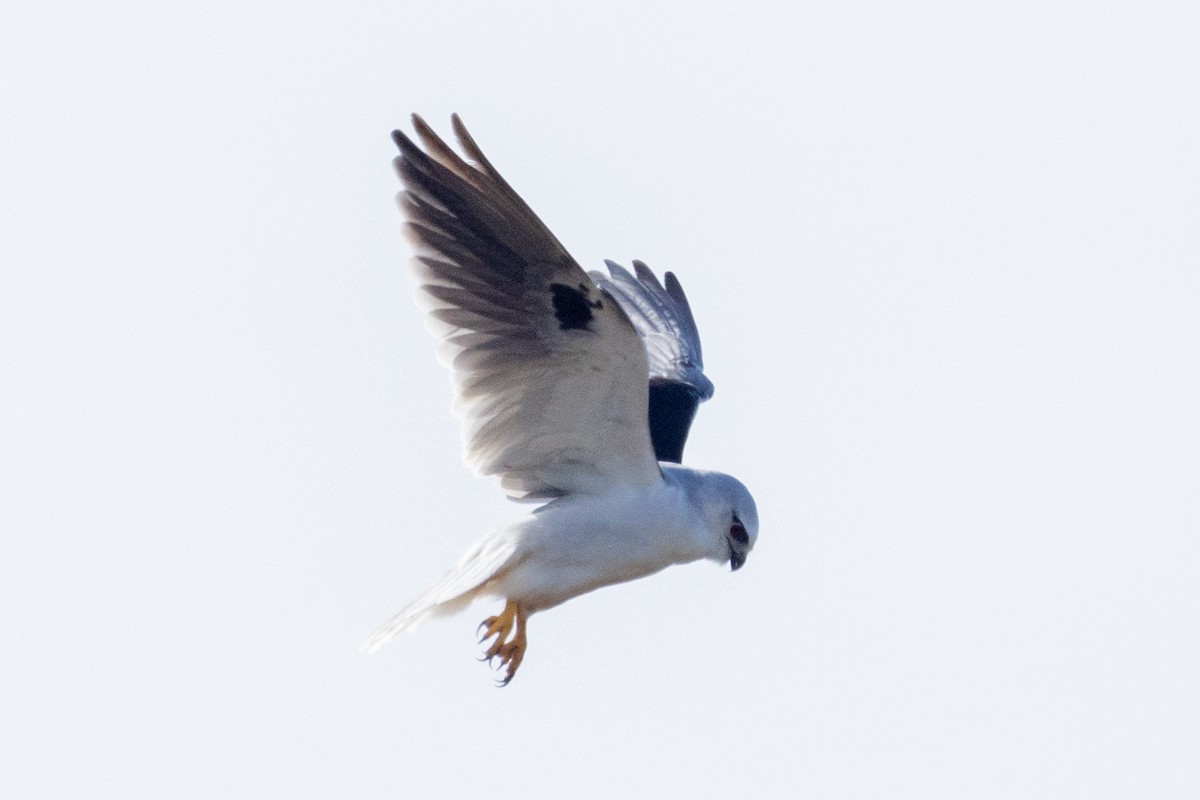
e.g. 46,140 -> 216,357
590,261 -> 714,463
394,115 -> 662,501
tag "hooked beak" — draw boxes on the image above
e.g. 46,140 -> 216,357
730,550 -> 746,571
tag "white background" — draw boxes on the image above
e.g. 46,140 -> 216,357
2,2 -> 1197,798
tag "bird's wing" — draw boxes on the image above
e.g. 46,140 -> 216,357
590,261 -> 714,463
394,115 -> 662,501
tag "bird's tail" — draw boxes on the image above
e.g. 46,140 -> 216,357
361,533 -> 518,653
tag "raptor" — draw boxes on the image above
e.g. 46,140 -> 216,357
363,115 -> 759,685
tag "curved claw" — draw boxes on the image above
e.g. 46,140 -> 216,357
477,615 -> 502,643
475,600 -> 528,686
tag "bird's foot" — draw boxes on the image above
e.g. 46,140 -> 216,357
477,599 -> 527,686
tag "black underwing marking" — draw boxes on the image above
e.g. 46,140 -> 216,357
550,282 -> 603,331
647,381 -> 702,463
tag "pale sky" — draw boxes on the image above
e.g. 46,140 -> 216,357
2,2 -> 1198,798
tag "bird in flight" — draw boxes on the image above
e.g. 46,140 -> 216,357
363,115 -> 759,685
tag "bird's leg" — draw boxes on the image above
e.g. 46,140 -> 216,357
477,599 -> 527,686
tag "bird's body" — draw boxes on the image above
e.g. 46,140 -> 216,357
365,466 -> 749,652
365,114 -> 758,683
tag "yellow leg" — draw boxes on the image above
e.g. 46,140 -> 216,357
477,599 -> 527,686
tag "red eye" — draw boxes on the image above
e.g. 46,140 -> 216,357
730,522 -> 749,544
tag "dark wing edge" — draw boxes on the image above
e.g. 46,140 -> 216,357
591,261 -> 714,463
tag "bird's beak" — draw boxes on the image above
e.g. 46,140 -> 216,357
730,551 -> 746,571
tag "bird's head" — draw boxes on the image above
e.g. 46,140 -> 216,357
669,467 -> 759,572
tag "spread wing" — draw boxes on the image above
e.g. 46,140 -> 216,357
394,114 -> 662,501
590,261 -> 714,463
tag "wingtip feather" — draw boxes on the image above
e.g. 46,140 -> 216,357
631,259 -> 666,292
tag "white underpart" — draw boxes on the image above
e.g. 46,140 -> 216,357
361,466 -> 754,652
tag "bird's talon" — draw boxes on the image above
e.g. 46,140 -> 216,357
476,599 -> 527,686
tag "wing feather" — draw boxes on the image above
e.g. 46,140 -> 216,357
591,261 -> 715,463
394,115 -> 662,500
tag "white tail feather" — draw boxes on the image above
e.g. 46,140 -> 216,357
361,533 -> 519,653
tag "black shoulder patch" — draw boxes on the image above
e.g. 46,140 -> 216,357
550,282 -> 603,331
647,381 -> 702,463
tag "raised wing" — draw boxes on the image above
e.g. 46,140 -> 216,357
591,261 -> 714,463
394,115 -> 662,501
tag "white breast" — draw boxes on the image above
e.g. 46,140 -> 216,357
487,480 -> 711,613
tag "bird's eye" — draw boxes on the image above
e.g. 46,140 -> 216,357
730,522 -> 749,545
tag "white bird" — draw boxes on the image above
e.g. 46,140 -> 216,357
363,115 -> 759,684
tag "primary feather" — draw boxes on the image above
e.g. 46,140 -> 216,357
396,114 -> 660,501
